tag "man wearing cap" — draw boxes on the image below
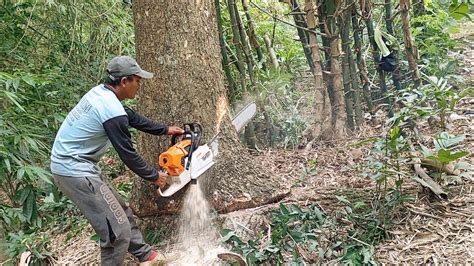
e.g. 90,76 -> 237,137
50,56 -> 182,265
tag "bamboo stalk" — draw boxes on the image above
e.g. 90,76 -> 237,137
327,0 -> 348,134
384,0 -> 401,91
304,0 -> 332,141
216,0 -> 238,103
340,0 -> 355,130
263,35 -> 279,69
227,0 -> 247,92
400,0 -> 421,89
361,0 -> 388,106
351,4 -> 373,112
241,0 -> 266,70
233,1 -> 256,88
289,0 -> 314,71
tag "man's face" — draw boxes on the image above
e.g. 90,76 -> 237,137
123,75 -> 141,99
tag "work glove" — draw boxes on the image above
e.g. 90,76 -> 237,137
167,126 -> 185,135
154,170 -> 168,189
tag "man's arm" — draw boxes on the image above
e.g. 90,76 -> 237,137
124,106 -> 168,135
103,115 -> 158,182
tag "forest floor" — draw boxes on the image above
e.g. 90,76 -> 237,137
49,24 -> 474,265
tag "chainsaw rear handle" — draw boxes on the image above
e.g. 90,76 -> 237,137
170,123 -> 203,145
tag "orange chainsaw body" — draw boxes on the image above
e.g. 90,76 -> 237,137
158,139 -> 191,176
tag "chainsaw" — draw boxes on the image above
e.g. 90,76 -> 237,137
157,102 -> 257,197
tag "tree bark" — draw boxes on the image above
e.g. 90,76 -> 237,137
400,0 -> 421,89
131,0 -> 284,217
303,0 -> 332,143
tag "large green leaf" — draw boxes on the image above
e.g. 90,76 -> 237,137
438,149 -> 469,164
449,3 -> 471,20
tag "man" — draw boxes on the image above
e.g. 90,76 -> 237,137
50,56 -> 183,265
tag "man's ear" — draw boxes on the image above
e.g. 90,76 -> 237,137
120,77 -> 127,86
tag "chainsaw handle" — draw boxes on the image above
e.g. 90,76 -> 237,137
170,123 -> 202,145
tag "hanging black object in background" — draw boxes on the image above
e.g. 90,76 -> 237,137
379,52 -> 397,72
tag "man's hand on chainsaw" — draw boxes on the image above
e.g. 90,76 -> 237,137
167,126 -> 185,135
155,171 -> 168,189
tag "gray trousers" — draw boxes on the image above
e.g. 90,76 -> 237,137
53,174 -> 152,265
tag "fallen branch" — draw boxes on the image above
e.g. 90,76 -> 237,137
408,140 -> 448,199
420,158 -> 460,176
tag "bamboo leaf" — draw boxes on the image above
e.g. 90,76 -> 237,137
336,195 -> 351,204
22,189 -> 37,223
374,27 -> 390,57
22,76 -> 35,87
2,91 -> 26,112
3,158 -> 11,173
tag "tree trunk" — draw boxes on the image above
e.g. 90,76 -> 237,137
303,0 -> 332,143
131,0 -> 284,217
400,0 -> 421,89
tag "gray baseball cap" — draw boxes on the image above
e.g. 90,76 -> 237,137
106,56 -> 153,80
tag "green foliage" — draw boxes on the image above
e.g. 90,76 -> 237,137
419,75 -> 468,128
422,132 -> 468,164
447,1 -> 472,20
1,0 -> 136,261
144,228 -> 167,246
222,203 -> 331,265
0,72 -> 58,222
411,2 -> 462,77
256,70 -> 308,149
6,230 -> 52,264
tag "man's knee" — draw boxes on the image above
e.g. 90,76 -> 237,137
106,217 -> 132,249
114,222 -> 132,247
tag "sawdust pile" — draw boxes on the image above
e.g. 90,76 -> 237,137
166,183 -> 226,265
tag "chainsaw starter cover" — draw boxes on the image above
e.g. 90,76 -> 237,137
158,139 -> 191,176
